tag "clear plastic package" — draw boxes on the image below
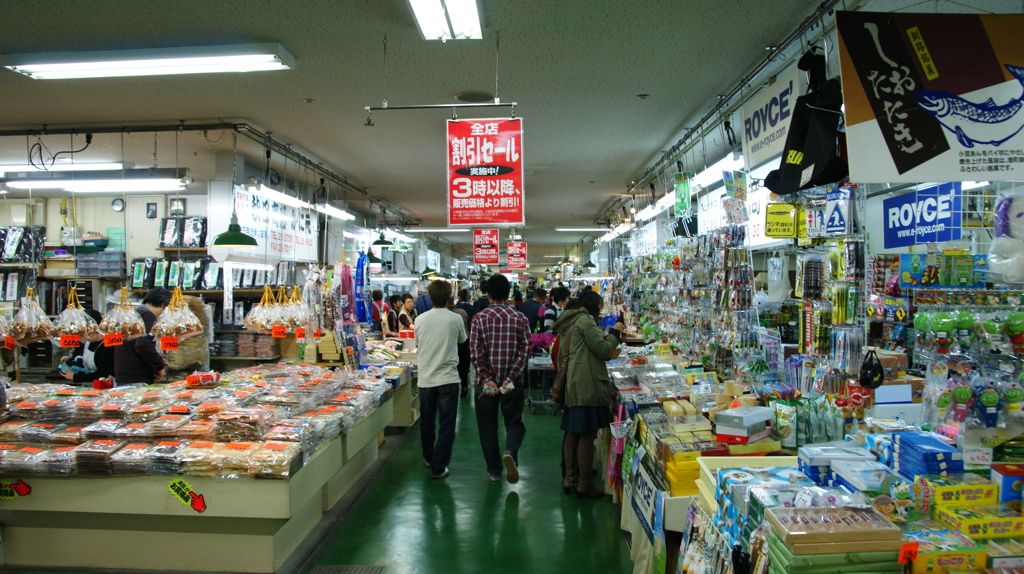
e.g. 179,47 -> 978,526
249,441 -> 301,479
10,287 -> 55,345
99,288 -> 146,341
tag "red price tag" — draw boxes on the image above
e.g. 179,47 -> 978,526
59,334 -> 81,348
295,328 -> 307,338
160,337 -> 179,351
898,542 -> 919,564
313,328 -> 324,340
3,337 -> 15,350
103,332 -> 124,347
168,405 -> 190,414
56,389 -> 76,396
271,325 -> 287,338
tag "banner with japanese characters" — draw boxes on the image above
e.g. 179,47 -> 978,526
233,185 -> 318,262
473,229 -> 500,265
507,241 -> 527,270
837,11 -> 1024,182
447,118 -> 524,226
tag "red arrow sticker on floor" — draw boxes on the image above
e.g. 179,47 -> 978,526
168,478 -> 205,512
0,479 -> 32,500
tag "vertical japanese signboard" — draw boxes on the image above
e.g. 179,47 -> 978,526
507,241 -> 527,270
448,118 -> 524,226
837,12 -> 1024,182
473,229 -> 500,265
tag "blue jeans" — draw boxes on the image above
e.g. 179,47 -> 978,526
475,383 -> 526,476
420,383 -> 460,475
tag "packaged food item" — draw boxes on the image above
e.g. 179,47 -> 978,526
81,418 -> 124,439
249,441 -> 301,479
179,441 -> 220,476
144,414 -> 190,437
148,440 -> 185,475
914,474 -> 1000,517
217,441 -> 259,479
98,288 -> 147,341
935,505 -> 1024,540
75,439 -> 126,475
10,287 -> 55,345
901,526 -> 986,573
53,288 -> 102,343
214,408 -> 273,442
51,426 -> 85,445
110,443 -> 151,474
2,445 -> 49,474
766,506 -> 902,544
151,287 -> 203,340
45,445 -> 79,474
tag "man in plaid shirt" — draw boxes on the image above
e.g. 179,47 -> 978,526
470,274 -> 531,483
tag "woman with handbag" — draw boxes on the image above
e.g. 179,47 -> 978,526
550,290 -> 623,499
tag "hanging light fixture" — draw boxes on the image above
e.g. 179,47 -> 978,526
212,133 -> 258,248
583,260 -> 596,269
367,250 -> 384,264
372,232 -> 393,249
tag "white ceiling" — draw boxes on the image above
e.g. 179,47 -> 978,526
0,0 -> 1016,260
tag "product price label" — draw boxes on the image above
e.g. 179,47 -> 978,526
898,542 -> 919,564
3,337 -> 15,350
103,332 -> 124,347
160,337 -> 179,351
964,446 -> 993,466
59,335 -> 81,348
271,326 -> 287,338
295,327 -> 306,339
313,329 -> 324,340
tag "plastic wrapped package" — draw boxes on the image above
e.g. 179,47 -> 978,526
148,440 -> 185,475
53,288 -> 102,343
82,418 -> 127,439
125,404 -> 161,423
17,422 -> 66,443
0,420 -> 34,441
114,422 -> 153,440
177,418 -> 215,440
10,288 -> 55,345
37,397 -> 75,423
249,442 -> 301,479
75,439 -> 126,475
98,400 -> 132,420
144,414 -> 191,437
989,188 -> 1024,283
184,371 -> 220,389
151,287 -> 203,341
69,398 -> 104,425
10,398 -> 44,419
110,443 -> 152,474
2,445 -> 48,474
45,445 -> 79,474
214,408 -> 274,442
216,442 -> 260,479
99,288 -> 147,341
194,400 -> 233,418
52,426 -> 85,445
179,441 -> 220,477
242,286 -> 278,334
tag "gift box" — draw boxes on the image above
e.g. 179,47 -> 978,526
914,474 -> 999,517
990,463 -> 1024,510
901,528 -> 986,573
935,505 -> 1024,540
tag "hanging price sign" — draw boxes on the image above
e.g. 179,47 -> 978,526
271,326 -> 287,338
313,328 -> 323,340
59,335 -> 81,348
103,332 -> 124,347
295,328 -> 306,339
4,337 -> 15,350
160,337 -> 179,351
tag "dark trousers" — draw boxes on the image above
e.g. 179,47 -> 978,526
419,383 -> 460,475
457,342 -> 470,393
475,383 -> 526,476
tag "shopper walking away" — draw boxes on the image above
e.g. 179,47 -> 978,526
398,293 -> 417,330
551,290 -> 623,498
518,288 -> 545,333
414,290 -> 432,316
114,287 -> 171,385
456,289 -> 477,323
370,289 -> 388,334
60,309 -> 114,384
512,285 -> 523,307
448,297 -> 472,399
541,287 -> 571,334
470,274 -> 530,483
414,281 -> 468,479
385,295 -> 402,336
473,279 -> 490,313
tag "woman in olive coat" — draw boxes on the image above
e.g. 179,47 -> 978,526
551,290 -> 623,498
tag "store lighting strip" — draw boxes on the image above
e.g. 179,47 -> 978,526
383,229 -> 415,243
315,204 -> 356,221
408,0 -> 482,41
0,162 -> 124,175
2,167 -> 188,192
555,228 -> 607,232
412,228 -> 471,233
1,43 -> 294,80
247,183 -> 308,209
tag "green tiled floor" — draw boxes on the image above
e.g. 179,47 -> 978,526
302,394 -> 632,574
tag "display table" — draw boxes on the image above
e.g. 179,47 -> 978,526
389,378 -> 419,428
0,398 -> 394,573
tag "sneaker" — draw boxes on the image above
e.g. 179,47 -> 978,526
488,473 -> 502,482
502,452 -> 519,483
431,468 -> 450,479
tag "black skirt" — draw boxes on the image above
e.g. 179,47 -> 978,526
560,405 -> 612,434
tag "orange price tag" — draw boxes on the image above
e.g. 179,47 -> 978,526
55,446 -> 77,452
32,423 -> 55,429
126,423 -> 146,429
898,542 -> 919,564
0,444 -> 15,450
59,334 -> 81,348
295,328 -> 307,338
168,405 -> 190,414
158,441 -> 181,447
263,443 -> 289,451
233,391 -> 249,398
185,375 -> 200,385
75,401 -> 97,408
271,325 -> 287,338
125,444 -> 149,450
175,391 -> 195,399
160,337 -> 179,351
225,442 -> 252,451
65,427 -> 84,432
15,401 -> 38,409
132,405 -> 155,412
81,390 -> 101,397
3,337 -> 15,350
108,391 -> 127,397
56,389 -> 76,396
198,402 -> 220,410
102,403 -> 124,411
19,447 -> 43,454
189,442 -> 214,449
254,382 -> 268,388
42,400 -> 61,407
142,392 -> 161,398
94,440 -> 117,446
103,332 -> 124,347
313,328 -> 323,340
159,415 -> 182,420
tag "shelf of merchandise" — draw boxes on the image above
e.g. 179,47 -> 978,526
129,289 -> 265,295
209,355 -> 282,362
389,377 -> 419,428
0,397 -> 395,573
155,247 -> 208,253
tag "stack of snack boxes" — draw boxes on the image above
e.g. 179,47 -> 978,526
763,506 -> 903,574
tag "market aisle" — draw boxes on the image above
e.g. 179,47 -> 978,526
301,395 -> 633,574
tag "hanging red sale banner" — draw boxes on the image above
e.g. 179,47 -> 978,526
507,241 -> 527,270
473,229 -> 500,265
447,118 -> 524,226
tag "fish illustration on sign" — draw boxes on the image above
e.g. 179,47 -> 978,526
916,65 -> 1024,148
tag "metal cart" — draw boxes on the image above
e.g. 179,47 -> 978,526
526,354 -> 559,414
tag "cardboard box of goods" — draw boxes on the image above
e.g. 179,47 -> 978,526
875,349 -> 908,379
666,467 -> 700,483
715,405 -> 774,427
728,437 -> 782,456
935,505 -> 1024,540
766,506 -> 901,545
717,427 -> 772,445
715,421 -> 767,437
986,538 -> 1024,569
914,474 -> 999,517
667,459 -> 700,473
663,400 -> 685,418
901,528 -> 987,574
697,455 -> 797,501
990,463 -> 1024,509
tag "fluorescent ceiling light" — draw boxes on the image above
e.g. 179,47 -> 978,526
412,228 -> 471,233
343,231 -> 363,239
2,43 -> 294,80
316,204 -> 356,221
555,228 -> 607,232
691,154 -> 745,189
2,167 -> 187,192
247,184 -> 308,209
962,181 -> 989,191
0,162 -> 123,175
598,223 -> 632,243
408,0 -> 482,41
543,255 -> 565,258
384,229 -> 415,243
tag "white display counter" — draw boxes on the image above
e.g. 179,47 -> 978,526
0,398 -> 394,573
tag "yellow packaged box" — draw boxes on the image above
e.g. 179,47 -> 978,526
667,459 -> 700,473
663,400 -> 685,418
666,467 -> 700,483
914,474 -> 999,517
935,505 -> 1024,540
902,528 -> 986,573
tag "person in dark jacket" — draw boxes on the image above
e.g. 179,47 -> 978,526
414,291 -> 432,316
518,288 -> 545,333
114,287 -> 171,385
551,290 -> 623,498
472,278 -> 490,313
60,309 -> 114,384
455,289 -> 476,323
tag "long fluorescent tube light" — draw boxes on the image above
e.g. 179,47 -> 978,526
408,0 -> 482,41
316,204 -> 356,221
411,228 -> 471,233
3,167 -> 187,192
383,229 -> 415,243
247,184 -> 308,209
343,231 -> 363,239
0,162 -> 123,175
691,155 -> 745,189
2,43 -> 294,80
555,228 -> 607,232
